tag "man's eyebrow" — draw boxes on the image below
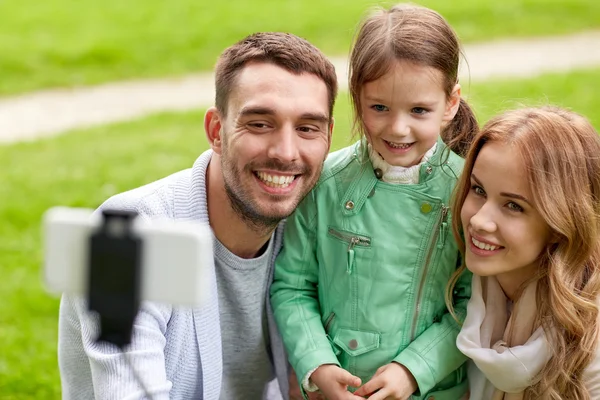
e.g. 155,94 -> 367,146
299,112 -> 330,124
472,174 -> 531,205
238,106 -> 276,117
238,107 -> 329,124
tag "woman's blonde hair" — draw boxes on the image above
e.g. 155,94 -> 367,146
447,106 -> 600,399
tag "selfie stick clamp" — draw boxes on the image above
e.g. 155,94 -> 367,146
87,209 -> 142,349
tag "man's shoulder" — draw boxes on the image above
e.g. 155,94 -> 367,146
99,168 -> 192,219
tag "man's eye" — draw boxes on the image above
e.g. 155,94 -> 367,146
298,126 -> 317,133
249,123 -> 268,129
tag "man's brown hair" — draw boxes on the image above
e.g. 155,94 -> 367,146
215,32 -> 338,119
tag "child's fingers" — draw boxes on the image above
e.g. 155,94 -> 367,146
362,387 -> 390,400
354,375 -> 383,397
335,368 -> 362,388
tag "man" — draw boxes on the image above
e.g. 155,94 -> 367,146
58,32 -> 337,400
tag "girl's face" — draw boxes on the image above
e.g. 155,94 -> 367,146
359,60 -> 460,167
461,141 -> 553,298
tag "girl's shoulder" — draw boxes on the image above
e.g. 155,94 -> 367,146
319,141 -> 367,182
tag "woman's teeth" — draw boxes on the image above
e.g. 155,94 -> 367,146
472,237 -> 500,251
256,172 -> 295,188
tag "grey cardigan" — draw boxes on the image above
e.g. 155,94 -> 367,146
58,150 -> 290,399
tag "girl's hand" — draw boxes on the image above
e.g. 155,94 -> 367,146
354,362 -> 417,400
310,364 -> 364,400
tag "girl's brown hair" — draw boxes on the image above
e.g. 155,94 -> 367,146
349,3 -> 478,156
447,106 -> 600,399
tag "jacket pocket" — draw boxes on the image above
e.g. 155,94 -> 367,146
327,227 -> 371,275
332,328 -> 380,357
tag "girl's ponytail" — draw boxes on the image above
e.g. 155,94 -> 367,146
442,98 -> 479,157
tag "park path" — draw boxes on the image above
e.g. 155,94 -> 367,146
1,30 -> 599,144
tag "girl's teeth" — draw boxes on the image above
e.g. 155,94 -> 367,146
256,172 -> 295,188
472,237 -> 499,251
386,141 -> 412,149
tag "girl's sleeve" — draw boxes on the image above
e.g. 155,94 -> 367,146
270,192 -> 340,391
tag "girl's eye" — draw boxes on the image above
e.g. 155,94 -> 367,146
507,202 -> 524,212
371,104 -> 388,112
412,107 -> 428,114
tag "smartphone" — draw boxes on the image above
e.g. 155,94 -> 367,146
42,206 -> 213,306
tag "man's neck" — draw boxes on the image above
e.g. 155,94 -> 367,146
206,158 -> 275,259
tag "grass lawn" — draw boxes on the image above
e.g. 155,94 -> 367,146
1,0 -> 600,96
1,67 -> 600,398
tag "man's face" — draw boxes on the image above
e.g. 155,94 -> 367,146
216,62 -> 332,228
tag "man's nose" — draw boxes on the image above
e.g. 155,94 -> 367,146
267,126 -> 300,163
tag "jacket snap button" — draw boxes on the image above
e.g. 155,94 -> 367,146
348,339 -> 358,350
345,201 -> 355,210
374,168 -> 383,179
420,202 -> 433,213
426,166 -> 433,174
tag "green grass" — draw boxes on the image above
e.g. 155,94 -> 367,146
1,67 -> 600,398
1,0 -> 599,96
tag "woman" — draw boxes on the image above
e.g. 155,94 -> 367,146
447,106 -> 600,399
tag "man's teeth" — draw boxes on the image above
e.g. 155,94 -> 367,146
256,172 -> 295,188
386,140 -> 412,149
472,237 -> 500,251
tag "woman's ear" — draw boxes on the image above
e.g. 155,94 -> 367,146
443,84 -> 462,122
204,107 -> 224,154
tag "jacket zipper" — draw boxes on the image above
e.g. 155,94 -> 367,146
328,228 -> 371,274
410,205 -> 449,340
324,312 -> 336,332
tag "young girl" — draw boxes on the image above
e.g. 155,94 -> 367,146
448,106 -> 600,399
271,4 -> 478,400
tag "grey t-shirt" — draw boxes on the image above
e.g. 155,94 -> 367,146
214,234 -> 275,400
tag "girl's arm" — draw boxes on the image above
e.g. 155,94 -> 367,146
270,192 -> 340,391
393,265 -> 472,395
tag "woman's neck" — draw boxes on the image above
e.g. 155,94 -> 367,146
495,263 -> 538,301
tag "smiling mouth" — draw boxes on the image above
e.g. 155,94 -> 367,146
471,236 -> 503,251
255,171 -> 297,189
384,140 -> 414,149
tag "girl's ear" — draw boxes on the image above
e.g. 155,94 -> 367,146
205,107 -> 224,155
443,84 -> 462,122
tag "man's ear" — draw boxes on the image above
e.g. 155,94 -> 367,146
205,107 -> 224,155
443,84 -> 462,122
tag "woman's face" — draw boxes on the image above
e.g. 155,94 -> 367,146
460,141 -> 553,297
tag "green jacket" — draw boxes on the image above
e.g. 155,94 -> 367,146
271,139 -> 472,399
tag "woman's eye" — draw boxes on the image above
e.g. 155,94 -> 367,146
472,185 -> 485,196
507,202 -> 524,212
